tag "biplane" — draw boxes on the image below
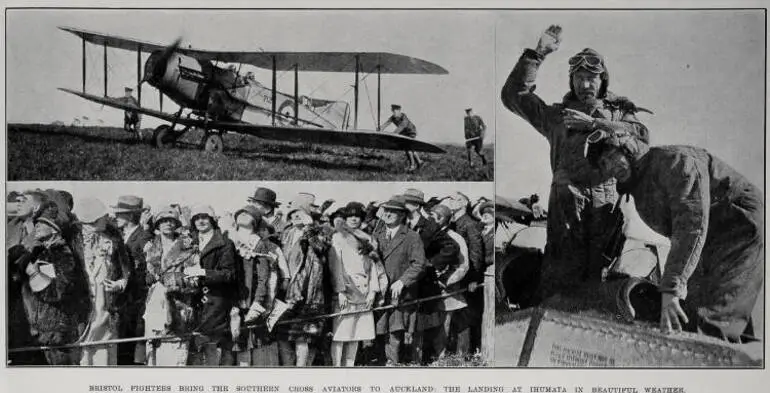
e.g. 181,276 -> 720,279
57,27 -> 448,155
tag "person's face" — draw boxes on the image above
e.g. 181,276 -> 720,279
158,219 -> 177,236
194,216 -> 214,233
404,202 -> 420,213
571,69 -> 602,103
598,147 -> 632,183
481,211 -> 495,226
115,213 -> 131,229
392,109 -> 402,117
236,214 -> 255,232
345,215 -> 362,229
34,222 -> 56,241
448,194 -> 467,212
251,201 -> 272,215
17,195 -> 37,218
430,212 -> 447,227
381,208 -> 404,226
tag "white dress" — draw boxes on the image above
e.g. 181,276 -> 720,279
329,231 -> 379,342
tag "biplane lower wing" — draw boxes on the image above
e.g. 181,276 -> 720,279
58,88 -> 446,154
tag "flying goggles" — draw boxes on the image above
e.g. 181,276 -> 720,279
569,54 -> 605,74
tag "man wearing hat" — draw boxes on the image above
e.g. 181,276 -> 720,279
112,195 -> 154,365
500,24 -> 651,303
122,86 -> 141,134
379,104 -> 424,172
372,195 -> 427,365
463,108 -> 488,167
248,187 -> 286,236
16,201 -> 85,365
403,189 -> 460,363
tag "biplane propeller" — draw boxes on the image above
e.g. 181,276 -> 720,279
57,26 -> 448,156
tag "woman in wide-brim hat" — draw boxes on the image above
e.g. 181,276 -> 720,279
328,203 -> 381,366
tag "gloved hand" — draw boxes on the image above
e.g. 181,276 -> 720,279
535,25 -> 562,57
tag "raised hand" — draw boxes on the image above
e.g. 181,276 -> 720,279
536,25 -> 562,57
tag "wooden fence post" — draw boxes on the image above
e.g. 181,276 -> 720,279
482,265 -> 495,365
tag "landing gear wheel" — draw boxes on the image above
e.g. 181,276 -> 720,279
202,132 -> 224,153
152,125 -> 174,148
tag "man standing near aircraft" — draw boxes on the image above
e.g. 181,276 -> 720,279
380,104 -> 424,172
464,108 -> 488,167
500,25 -> 650,303
121,87 -> 140,136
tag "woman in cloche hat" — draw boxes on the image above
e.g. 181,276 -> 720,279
328,202 -> 383,366
142,205 -> 199,366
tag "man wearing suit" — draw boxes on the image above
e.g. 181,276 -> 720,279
447,192 -> 484,353
402,189 -> 459,363
373,195 -> 427,365
112,195 -> 154,365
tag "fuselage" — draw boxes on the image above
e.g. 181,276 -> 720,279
142,50 -> 349,129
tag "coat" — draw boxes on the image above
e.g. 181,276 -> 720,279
124,227 -> 154,334
451,213 -> 484,283
281,224 -> 330,340
619,145 -> 764,341
410,216 -> 459,330
20,239 -> 83,346
195,229 -> 237,344
464,115 -> 486,140
373,224 -> 427,334
231,233 -> 281,350
501,49 -> 653,296
144,235 -> 200,337
71,221 -> 132,314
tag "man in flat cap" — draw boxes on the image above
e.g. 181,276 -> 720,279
500,24 -> 651,303
464,108 -> 488,167
379,104 -> 424,172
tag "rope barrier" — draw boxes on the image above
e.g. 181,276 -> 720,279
8,283 -> 484,354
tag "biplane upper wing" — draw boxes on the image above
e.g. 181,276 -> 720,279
58,88 -> 446,153
60,26 -> 167,53
59,27 -> 448,74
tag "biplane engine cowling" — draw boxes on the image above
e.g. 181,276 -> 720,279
144,51 -> 207,109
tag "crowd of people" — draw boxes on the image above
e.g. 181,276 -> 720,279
6,186 -> 494,367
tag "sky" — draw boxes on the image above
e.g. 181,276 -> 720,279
7,181 -> 493,218
495,10 -> 765,201
6,9 -> 496,145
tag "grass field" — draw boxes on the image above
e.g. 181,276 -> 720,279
7,124 -> 493,181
